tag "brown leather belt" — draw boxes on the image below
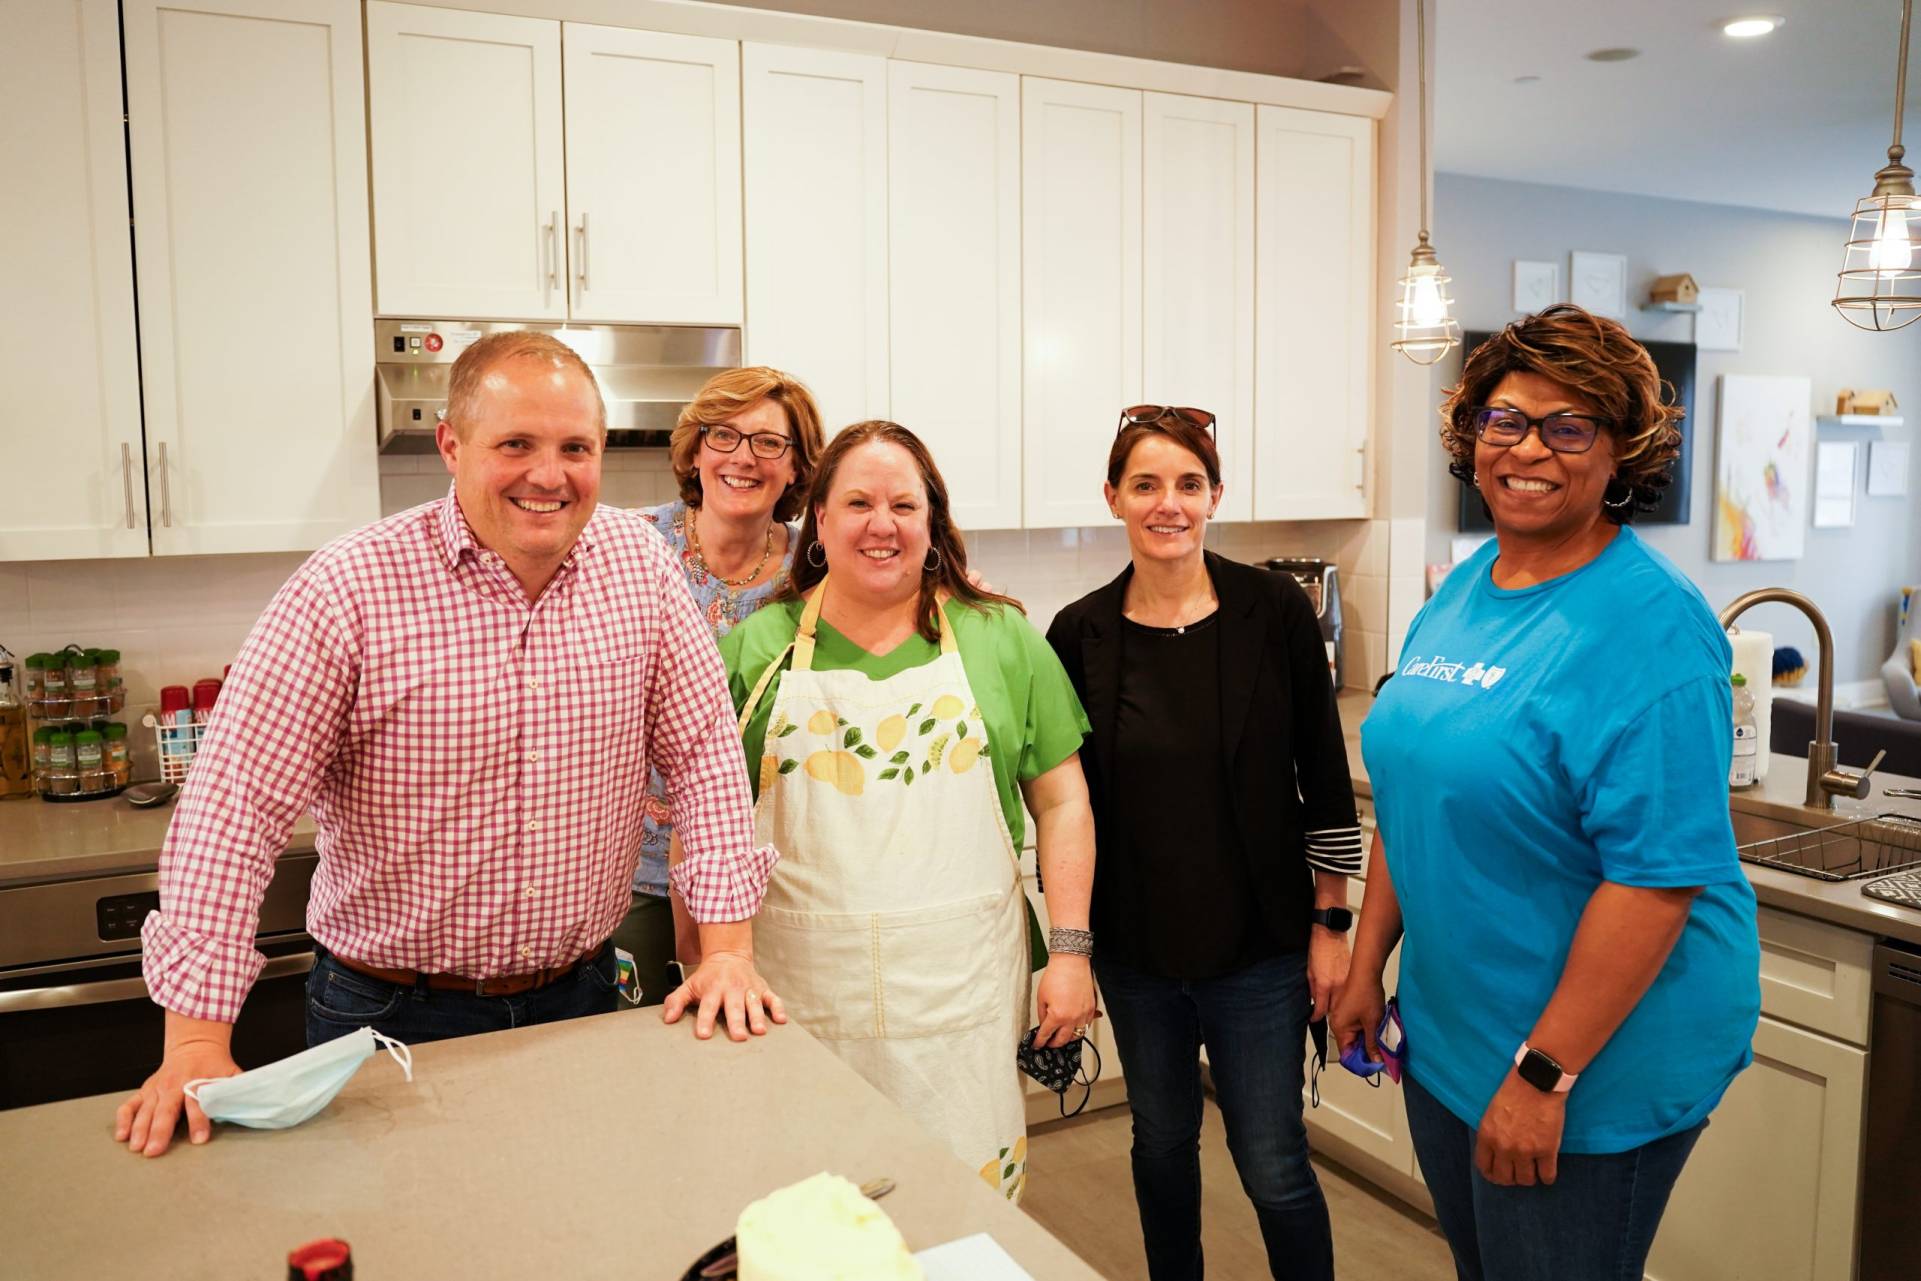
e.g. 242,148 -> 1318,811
332,949 -> 596,998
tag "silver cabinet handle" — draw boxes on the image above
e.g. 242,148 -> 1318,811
544,211 -> 558,304
157,440 -> 173,526
1355,441 -> 1367,493
121,441 -> 135,528
576,211 -> 589,294
0,952 -> 313,1014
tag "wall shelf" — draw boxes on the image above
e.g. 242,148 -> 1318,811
1817,414 -> 1903,428
1641,300 -> 1702,313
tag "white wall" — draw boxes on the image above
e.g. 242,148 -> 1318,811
1428,172 -> 1921,689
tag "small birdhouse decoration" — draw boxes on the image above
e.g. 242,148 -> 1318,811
1835,388 -> 1900,415
1648,273 -> 1700,305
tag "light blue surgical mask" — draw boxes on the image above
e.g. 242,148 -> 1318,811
185,1027 -> 414,1130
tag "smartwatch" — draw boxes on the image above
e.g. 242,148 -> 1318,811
1309,906 -> 1354,932
1513,1042 -> 1577,1094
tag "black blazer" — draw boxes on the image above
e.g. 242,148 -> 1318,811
1045,551 -> 1359,955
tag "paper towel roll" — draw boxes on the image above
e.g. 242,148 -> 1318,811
1728,627 -> 1773,781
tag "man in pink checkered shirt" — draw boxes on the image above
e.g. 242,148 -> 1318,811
117,332 -> 785,1158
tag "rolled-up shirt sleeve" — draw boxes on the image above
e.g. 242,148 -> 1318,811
650,561 -> 777,922
141,568 -> 357,1023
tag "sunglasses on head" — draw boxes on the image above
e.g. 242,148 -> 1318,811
1117,405 -> 1216,435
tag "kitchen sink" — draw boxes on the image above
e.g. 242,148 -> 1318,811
1734,811 -> 1921,881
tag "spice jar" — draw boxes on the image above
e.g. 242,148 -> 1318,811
24,654 -> 50,701
44,729 -> 78,795
96,648 -> 122,693
41,655 -> 69,701
74,727 -> 105,791
69,652 -> 98,697
104,722 -> 131,785
32,727 -> 54,774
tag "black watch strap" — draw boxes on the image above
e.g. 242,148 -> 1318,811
1310,906 -> 1354,932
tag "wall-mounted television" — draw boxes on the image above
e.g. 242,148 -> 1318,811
1455,332 -> 1697,532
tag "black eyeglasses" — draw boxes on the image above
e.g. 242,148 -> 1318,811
700,423 -> 794,460
1468,406 -> 1610,455
1117,405 -> 1216,436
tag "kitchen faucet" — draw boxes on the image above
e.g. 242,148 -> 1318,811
1717,588 -> 1884,810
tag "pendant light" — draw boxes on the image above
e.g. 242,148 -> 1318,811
1834,0 -> 1920,331
1392,0 -> 1462,365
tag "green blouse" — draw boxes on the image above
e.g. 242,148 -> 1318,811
719,597 -> 1091,849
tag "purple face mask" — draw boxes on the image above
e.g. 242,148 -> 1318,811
1338,996 -> 1407,1085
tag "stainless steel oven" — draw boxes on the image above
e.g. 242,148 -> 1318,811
0,854 -> 317,1110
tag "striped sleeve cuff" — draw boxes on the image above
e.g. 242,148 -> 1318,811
1304,825 -> 1364,876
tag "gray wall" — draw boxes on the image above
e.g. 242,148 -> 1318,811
1428,172 -> 1921,689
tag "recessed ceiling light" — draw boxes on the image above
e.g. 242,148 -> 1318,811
1584,47 -> 1642,62
1513,74 -> 1542,85
1723,15 -> 1784,38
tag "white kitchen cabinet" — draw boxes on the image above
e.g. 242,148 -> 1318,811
1755,905 -> 1873,1044
1021,78 -> 1143,529
1143,93 -> 1255,524
563,25 -> 742,325
889,62 -> 1023,531
1253,105 -> 1375,520
1645,1014 -> 1866,1281
0,0 -> 147,561
124,0 -> 379,555
366,3 -> 566,321
743,43 -> 889,436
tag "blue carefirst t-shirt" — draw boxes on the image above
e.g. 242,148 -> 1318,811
1361,527 -> 1760,1154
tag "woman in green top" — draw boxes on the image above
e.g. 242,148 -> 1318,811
721,421 -> 1097,1201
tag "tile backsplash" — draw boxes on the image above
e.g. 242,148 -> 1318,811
2,452 -> 1389,782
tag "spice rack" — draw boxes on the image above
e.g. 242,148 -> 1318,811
23,645 -> 131,802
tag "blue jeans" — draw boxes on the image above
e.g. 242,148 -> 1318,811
305,943 -> 620,1048
1403,1071 -> 1705,1281
1093,950 -> 1333,1281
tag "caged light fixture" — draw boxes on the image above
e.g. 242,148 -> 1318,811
1392,0 -> 1461,364
1834,0 -> 1921,331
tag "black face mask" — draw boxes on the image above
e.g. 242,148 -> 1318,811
1017,1026 -> 1104,1118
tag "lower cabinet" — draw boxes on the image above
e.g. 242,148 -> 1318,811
1644,1015 -> 1866,1281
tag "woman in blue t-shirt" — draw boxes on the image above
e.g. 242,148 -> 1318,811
1331,305 -> 1760,1281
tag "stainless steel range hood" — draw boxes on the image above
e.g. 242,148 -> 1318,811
374,319 -> 740,454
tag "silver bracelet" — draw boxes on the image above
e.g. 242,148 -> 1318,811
1049,927 -> 1094,958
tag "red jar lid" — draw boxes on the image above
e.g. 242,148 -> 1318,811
159,685 -> 190,713
192,679 -> 221,711
286,1237 -> 352,1281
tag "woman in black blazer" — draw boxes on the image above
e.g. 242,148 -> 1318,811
1045,407 -> 1362,1281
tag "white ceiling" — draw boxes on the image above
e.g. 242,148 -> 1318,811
1435,0 -> 1917,219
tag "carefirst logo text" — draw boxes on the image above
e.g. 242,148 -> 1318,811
1399,654 -> 1508,690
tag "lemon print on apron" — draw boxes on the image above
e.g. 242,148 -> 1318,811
978,1136 -> 1029,1200
768,695 -> 992,794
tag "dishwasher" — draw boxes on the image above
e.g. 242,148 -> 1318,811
1860,938 -> 1921,1281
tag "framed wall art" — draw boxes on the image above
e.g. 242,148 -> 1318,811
1512,260 -> 1558,313
1713,373 -> 1811,562
1569,251 -> 1627,319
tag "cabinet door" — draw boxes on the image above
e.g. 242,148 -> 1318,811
889,62 -> 1022,531
563,25 -> 742,325
366,3 -> 565,320
1143,93 -> 1255,524
1021,78 -> 1142,529
1302,877 -> 1416,1174
1254,106 -> 1374,520
0,0 -> 147,561
742,44 -> 888,435
1645,1015 -> 1866,1281
125,0 -> 379,555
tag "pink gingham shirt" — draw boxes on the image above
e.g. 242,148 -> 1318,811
142,491 -> 776,1023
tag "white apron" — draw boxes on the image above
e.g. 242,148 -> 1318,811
740,582 -> 1032,1201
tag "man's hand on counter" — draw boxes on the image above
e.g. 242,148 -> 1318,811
661,920 -> 786,1042
113,1013 -> 239,1157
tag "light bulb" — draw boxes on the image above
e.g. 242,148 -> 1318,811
1409,272 -> 1448,327
1869,205 -> 1913,272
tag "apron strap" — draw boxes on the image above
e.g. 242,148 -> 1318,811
742,579 -> 960,732
738,639 -> 795,736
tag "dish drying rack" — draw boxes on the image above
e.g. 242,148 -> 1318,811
1736,813 -> 1921,882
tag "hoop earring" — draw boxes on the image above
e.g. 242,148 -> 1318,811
923,545 -> 943,574
1602,479 -> 1633,512
806,540 -> 827,568
1470,469 -> 1480,488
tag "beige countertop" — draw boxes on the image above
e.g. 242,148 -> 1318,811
0,1013 -> 1101,1281
0,794 -> 315,886
1335,688 -> 1921,947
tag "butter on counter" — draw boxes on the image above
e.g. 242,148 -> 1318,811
736,1171 -> 923,1281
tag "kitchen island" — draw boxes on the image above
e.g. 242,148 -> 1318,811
0,1012 -> 1101,1280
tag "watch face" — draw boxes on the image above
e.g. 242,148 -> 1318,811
1314,907 -> 1354,931
1517,1048 -> 1564,1093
